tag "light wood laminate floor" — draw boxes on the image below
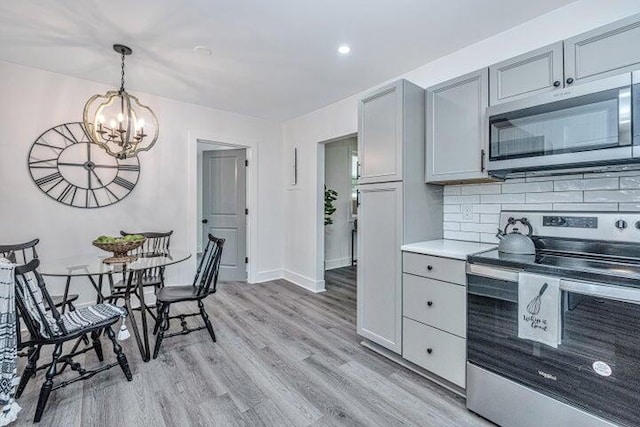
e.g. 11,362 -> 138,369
15,266 -> 492,426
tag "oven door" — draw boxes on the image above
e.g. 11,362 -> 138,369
467,264 -> 640,427
487,73 -> 632,176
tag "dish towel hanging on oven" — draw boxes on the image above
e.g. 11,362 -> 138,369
0,259 -> 21,425
518,272 -> 561,349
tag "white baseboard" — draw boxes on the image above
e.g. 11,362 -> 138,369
324,257 -> 352,270
252,269 -> 283,284
282,270 -> 326,293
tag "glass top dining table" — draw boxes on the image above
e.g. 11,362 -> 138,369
38,250 -> 191,276
38,250 -> 191,362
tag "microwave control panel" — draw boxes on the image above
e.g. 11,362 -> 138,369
542,216 -> 598,228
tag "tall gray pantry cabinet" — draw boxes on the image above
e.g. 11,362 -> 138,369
356,79 -> 443,354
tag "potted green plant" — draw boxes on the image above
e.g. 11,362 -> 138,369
324,186 -> 338,225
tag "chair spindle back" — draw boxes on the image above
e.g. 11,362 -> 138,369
0,239 -> 39,264
193,234 -> 225,296
14,259 -> 66,339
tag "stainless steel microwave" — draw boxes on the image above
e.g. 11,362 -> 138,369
487,72 -> 636,178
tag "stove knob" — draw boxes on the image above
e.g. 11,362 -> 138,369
615,219 -> 628,230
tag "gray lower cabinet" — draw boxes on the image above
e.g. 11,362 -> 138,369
564,13 -> 640,86
489,42 -> 564,105
401,252 -> 468,389
425,68 -> 489,183
402,318 -> 466,388
357,182 -> 403,353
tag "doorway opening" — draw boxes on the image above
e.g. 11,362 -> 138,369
319,133 -> 358,288
197,141 -> 248,282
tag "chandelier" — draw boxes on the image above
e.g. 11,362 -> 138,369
83,44 -> 159,159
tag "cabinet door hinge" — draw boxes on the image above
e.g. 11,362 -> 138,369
245,208 -> 249,215
245,159 -> 249,167
245,257 -> 249,264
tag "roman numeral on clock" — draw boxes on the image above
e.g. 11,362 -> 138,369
117,164 -> 140,172
35,172 -> 63,187
57,183 -> 77,204
112,176 -> 136,191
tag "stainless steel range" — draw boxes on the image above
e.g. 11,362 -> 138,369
466,211 -> 640,427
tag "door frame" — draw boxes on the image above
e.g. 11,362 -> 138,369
316,132 -> 358,285
188,131 -> 257,283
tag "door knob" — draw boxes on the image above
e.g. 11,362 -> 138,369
553,80 -> 561,87
427,265 -> 433,271
427,348 -> 433,355
566,77 -> 574,85
427,300 -> 433,307
202,219 -> 208,224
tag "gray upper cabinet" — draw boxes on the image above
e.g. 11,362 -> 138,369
425,68 -> 489,183
358,81 -> 404,184
564,13 -> 640,86
489,42 -> 564,105
358,80 -> 424,184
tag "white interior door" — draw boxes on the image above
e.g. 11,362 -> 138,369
202,149 -> 247,281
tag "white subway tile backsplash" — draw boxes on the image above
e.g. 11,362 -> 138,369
440,171 -> 640,242
444,195 -> 480,205
443,185 -> 461,196
444,213 -> 480,223
619,204 -> 640,212
443,222 -> 461,231
552,203 -> 618,211
584,190 -> 640,203
502,181 -> 553,194
473,204 -> 501,214
620,177 -> 640,189
443,230 -> 480,242
481,193 -> 525,204
526,191 -> 582,203
526,173 -> 583,182
480,233 -> 500,244
554,177 -> 618,191
460,184 -> 501,195
481,214 -> 500,224
502,203 -> 553,211
461,222 -> 499,233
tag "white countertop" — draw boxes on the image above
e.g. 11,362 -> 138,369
401,239 -> 496,260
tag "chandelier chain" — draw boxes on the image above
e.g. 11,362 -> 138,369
120,51 -> 126,93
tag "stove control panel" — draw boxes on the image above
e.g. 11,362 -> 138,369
542,215 -> 598,228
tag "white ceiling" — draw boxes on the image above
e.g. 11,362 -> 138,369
0,0 -> 576,120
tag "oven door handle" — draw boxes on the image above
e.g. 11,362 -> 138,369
560,279 -> 640,305
467,264 -> 640,305
618,87 -> 632,146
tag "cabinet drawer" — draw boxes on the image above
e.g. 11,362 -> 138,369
402,252 -> 466,285
402,318 -> 466,388
403,274 -> 466,338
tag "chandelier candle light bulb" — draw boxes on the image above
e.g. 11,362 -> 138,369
83,44 -> 159,159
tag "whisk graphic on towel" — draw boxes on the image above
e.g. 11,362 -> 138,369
526,283 -> 548,315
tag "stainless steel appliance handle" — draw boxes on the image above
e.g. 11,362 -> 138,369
487,72 -> 632,117
467,264 -> 640,305
560,279 -> 640,305
618,87 -> 632,146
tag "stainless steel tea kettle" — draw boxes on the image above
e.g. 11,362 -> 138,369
496,217 -> 536,255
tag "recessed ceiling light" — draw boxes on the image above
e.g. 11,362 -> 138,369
194,45 -> 212,56
337,45 -> 351,55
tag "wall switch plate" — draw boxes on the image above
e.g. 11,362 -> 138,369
461,205 -> 473,221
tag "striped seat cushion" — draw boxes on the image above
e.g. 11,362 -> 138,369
61,304 -> 125,333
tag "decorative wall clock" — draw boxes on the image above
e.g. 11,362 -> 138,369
28,122 -> 140,208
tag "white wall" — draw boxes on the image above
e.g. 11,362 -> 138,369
282,0 -> 640,286
0,60 -> 284,305
324,137 -> 357,270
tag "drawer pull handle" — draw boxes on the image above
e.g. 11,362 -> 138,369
427,300 -> 433,307
427,265 -> 433,271
427,348 -> 433,355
